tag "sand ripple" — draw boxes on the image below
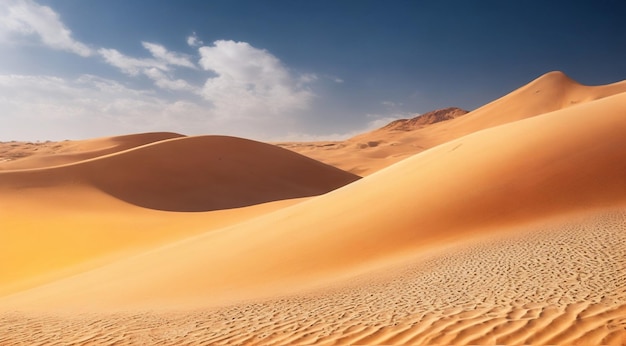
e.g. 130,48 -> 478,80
2,209 -> 626,345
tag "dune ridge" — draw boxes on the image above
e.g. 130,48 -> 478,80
0,132 -> 185,170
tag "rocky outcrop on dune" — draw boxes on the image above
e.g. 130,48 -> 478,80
380,107 -> 468,132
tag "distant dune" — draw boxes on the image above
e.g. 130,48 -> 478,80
0,132 -> 184,170
278,71 -> 626,175
0,135 -> 359,212
1,71 -> 626,345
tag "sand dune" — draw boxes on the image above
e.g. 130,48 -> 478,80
279,71 -> 626,175
2,72 -> 626,345
0,135 -> 357,296
0,135 -> 359,211
0,132 -> 184,170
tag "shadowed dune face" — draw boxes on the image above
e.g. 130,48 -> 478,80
0,136 -> 360,211
0,132 -> 185,170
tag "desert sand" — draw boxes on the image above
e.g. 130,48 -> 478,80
1,71 -> 626,345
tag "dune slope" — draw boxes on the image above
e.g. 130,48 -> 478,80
4,90 -> 626,311
3,209 -> 625,345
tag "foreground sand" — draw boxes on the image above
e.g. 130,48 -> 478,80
2,209 -> 626,345
1,71 -> 626,345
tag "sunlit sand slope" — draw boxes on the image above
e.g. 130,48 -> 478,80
4,90 -> 625,312
2,209 -> 625,345
279,71 -> 626,175
0,195 -> 306,297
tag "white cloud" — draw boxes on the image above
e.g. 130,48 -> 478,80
298,73 -> 318,84
198,40 -> 314,119
98,48 -> 166,76
382,101 -> 403,108
186,32 -> 203,47
144,67 -> 197,92
99,43 -> 198,92
0,0 -> 92,56
142,42 -> 196,69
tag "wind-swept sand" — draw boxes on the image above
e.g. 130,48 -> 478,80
1,71 -> 626,345
2,209 -> 625,345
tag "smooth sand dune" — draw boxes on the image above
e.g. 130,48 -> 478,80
0,135 -> 360,212
0,132 -> 184,170
4,90 -> 626,313
279,71 -> 626,175
0,134 -> 357,295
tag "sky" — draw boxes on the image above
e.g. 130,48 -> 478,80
1,0 -> 625,141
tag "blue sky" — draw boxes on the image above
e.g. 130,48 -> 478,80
1,0 -> 625,141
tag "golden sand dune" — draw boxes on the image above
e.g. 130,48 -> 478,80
0,132 -> 184,170
0,135 -> 360,212
279,71 -> 626,175
2,72 -> 626,345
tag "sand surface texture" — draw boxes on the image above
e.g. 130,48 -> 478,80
1,71 -> 626,345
